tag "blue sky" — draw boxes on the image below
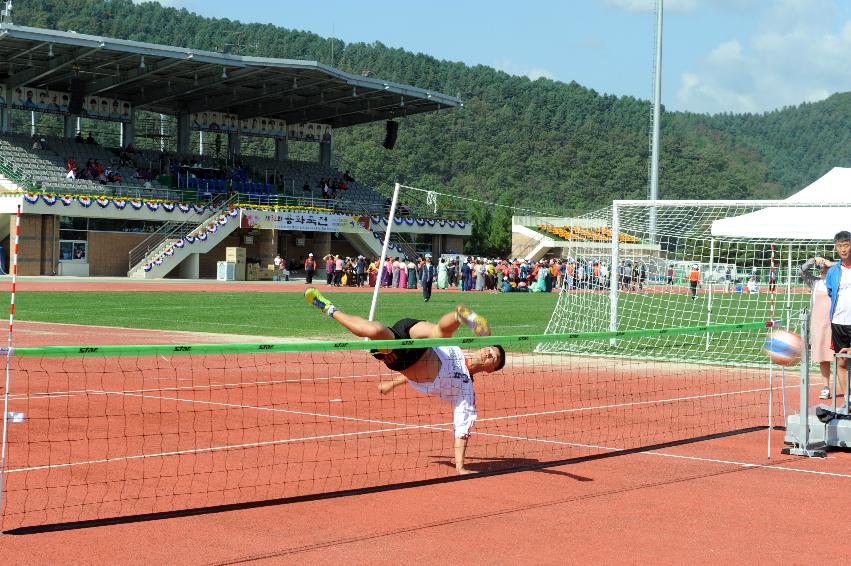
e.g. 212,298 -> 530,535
139,0 -> 851,114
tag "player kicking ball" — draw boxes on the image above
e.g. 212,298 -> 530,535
305,288 -> 505,474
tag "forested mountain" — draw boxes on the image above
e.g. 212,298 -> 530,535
9,0 -> 851,219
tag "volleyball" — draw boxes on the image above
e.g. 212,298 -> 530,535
762,329 -> 802,366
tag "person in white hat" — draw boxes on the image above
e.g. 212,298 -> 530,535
304,253 -> 317,284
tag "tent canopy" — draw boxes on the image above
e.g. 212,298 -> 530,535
710,167 -> 851,240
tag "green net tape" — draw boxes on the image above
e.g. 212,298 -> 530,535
9,321 -> 769,358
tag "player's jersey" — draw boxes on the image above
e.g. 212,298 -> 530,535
407,346 -> 477,438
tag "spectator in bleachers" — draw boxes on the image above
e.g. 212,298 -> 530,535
74,131 -> 84,144
343,170 -> 354,182
86,132 -> 97,145
302,178 -> 311,196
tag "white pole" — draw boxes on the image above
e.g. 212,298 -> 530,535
30,111 -> 35,137
706,237 -> 714,351
609,203 -> 620,346
367,182 -> 401,325
782,244 -> 792,421
648,0 -> 663,244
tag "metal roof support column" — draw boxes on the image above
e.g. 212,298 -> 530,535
121,111 -> 135,149
274,137 -> 288,161
176,111 -> 191,155
319,139 -> 331,167
227,131 -> 240,158
63,115 -> 76,139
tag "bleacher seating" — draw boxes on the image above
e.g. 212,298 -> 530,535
537,224 -> 641,244
0,133 -> 392,215
0,133 -> 170,197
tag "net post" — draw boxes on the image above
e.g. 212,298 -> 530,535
0,204 -> 21,534
798,308 -> 810,452
609,202 -> 619,346
367,182 -> 401,325
782,308 -> 825,457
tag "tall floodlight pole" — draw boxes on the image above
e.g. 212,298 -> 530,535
649,0 -> 663,244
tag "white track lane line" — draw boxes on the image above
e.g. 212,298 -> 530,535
6,383 -> 846,482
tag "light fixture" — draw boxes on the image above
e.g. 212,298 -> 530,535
352,87 -> 357,97
222,67 -> 228,79
47,43 -> 54,58
139,55 -> 146,69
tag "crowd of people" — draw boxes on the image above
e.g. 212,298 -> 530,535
286,254 -> 621,294
65,156 -> 124,184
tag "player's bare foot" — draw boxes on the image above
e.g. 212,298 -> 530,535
378,382 -> 392,395
456,467 -> 474,475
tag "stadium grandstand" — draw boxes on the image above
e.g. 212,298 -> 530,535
0,22 -> 468,278
511,215 -> 650,262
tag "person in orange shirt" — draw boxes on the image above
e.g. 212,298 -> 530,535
688,264 -> 700,300
303,253 -> 317,284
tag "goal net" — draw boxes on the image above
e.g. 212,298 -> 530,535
540,200 -> 845,365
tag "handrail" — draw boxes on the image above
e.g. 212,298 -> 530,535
128,193 -> 238,272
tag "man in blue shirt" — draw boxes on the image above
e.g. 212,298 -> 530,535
825,230 -> 851,410
421,254 -> 436,302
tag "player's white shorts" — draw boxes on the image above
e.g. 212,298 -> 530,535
406,346 -> 477,438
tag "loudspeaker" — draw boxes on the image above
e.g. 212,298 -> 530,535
69,78 -> 84,115
383,120 -> 398,150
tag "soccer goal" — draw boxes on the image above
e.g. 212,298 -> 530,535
540,200 -> 844,366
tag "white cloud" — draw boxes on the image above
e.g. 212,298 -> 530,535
604,0 -> 698,13
494,59 -> 556,81
676,0 -> 851,113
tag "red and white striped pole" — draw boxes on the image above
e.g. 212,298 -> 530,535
0,204 -> 22,531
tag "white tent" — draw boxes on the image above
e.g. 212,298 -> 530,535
710,167 -> 851,239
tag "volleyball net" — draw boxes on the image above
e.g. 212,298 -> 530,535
0,320 -> 784,531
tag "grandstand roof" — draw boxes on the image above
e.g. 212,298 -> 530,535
0,23 -> 461,127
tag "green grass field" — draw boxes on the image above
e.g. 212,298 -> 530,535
0,291 -> 560,339
2,288 -> 807,364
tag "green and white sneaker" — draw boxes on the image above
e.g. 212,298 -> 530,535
305,287 -> 336,317
455,304 -> 491,336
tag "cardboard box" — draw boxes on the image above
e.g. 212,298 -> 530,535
226,247 -> 246,263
